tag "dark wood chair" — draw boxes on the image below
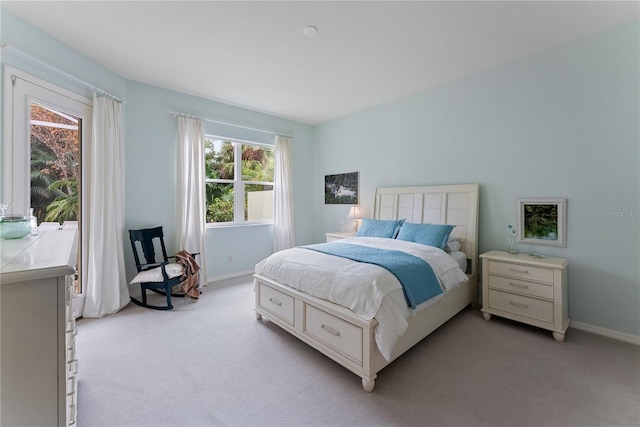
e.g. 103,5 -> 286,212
129,226 -> 184,310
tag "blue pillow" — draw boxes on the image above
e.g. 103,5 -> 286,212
356,218 -> 405,238
396,223 -> 455,250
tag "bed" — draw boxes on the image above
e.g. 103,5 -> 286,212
253,184 -> 479,392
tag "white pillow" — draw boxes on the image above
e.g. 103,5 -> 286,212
446,239 -> 462,252
130,263 -> 183,284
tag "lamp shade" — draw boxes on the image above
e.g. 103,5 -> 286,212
343,205 -> 361,232
348,205 -> 361,219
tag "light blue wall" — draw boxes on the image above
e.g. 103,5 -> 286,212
0,10 -> 125,101
313,23 -> 640,336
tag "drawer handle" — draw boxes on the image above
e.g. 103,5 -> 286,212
268,297 -> 282,306
321,324 -> 341,336
509,267 -> 529,274
509,282 -> 529,289
509,300 -> 529,309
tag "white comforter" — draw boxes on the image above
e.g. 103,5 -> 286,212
254,237 -> 468,360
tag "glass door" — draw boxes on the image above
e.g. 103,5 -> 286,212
4,67 -> 92,317
30,102 -> 82,295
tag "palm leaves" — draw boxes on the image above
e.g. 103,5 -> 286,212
30,144 -> 78,222
44,177 -> 78,221
30,146 -> 56,220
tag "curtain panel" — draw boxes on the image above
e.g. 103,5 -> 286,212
176,116 -> 208,284
83,95 -> 129,318
273,135 -> 295,252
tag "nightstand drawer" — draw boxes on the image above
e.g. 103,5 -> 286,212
325,232 -> 355,242
488,289 -> 553,324
258,283 -> 295,325
487,275 -> 553,300
488,260 -> 554,284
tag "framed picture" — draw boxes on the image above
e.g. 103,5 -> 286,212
517,198 -> 567,247
324,172 -> 359,205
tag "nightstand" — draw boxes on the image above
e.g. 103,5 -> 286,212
480,250 -> 569,342
325,231 -> 356,242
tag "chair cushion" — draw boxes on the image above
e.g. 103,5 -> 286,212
130,263 -> 183,284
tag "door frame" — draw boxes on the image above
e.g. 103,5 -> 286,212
3,66 -> 92,317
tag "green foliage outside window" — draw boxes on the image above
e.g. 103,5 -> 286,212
205,138 -> 274,223
30,103 -> 79,224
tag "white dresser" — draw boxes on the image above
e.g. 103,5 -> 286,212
480,250 -> 569,342
1,230 -> 79,426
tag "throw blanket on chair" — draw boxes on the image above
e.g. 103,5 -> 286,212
176,250 -> 201,299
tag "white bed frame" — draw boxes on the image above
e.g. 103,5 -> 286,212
254,184 -> 479,392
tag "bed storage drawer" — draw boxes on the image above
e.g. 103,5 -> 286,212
258,283 -> 295,325
488,260 -> 554,284
304,304 -> 363,365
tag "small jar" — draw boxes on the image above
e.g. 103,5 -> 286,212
1,215 -> 30,239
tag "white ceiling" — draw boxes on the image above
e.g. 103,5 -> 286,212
2,1 -> 638,125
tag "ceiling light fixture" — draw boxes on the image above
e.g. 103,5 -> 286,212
303,25 -> 318,37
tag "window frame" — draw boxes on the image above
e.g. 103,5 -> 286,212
205,134 -> 274,227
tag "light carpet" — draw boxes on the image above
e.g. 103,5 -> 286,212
76,275 -> 640,427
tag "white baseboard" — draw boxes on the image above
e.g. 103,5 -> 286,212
571,321 -> 640,345
206,269 -> 254,285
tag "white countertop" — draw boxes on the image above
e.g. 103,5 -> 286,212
0,230 -> 77,284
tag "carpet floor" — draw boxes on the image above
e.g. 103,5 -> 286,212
76,275 -> 640,427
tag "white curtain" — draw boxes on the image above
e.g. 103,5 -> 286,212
83,95 -> 129,318
176,116 -> 207,284
273,135 -> 295,252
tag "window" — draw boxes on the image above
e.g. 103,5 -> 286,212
205,136 -> 274,224
30,103 -> 82,296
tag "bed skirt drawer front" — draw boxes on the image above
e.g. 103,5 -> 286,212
488,289 -> 553,324
487,275 -> 553,300
258,283 -> 295,325
488,260 -> 554,284
304,304 -> 363,365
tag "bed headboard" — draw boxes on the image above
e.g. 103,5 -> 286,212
373,184 -> 479,285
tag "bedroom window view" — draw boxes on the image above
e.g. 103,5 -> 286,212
30,102 -> 82,295
205,136 -> 274,224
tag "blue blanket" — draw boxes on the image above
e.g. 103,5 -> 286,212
302,242 -> 442,308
